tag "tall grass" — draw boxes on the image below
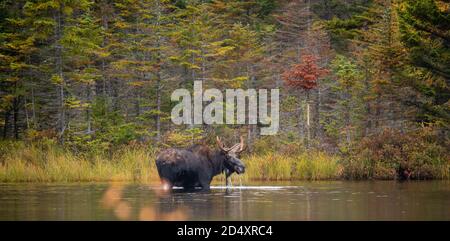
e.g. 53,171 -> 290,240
242,152 -> 342,181
0,141 -> 342,182
0,141 -> 159,183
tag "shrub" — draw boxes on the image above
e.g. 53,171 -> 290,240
343,127 -> 450,180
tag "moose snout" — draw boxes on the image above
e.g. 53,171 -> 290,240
235,164 -> 245,174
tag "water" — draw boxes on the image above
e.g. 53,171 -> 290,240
0,181 -> 449,220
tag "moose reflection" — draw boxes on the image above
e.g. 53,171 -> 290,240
101,183 -> 190,221
100,183 -> 246,221
155,136 -> 246,190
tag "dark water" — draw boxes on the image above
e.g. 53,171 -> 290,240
0,181 -> 449,220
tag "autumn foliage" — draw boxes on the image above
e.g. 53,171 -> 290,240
282,55 -> 329,90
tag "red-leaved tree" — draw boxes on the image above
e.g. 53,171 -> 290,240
282,54 -> 328,148
282,55 -> 328,90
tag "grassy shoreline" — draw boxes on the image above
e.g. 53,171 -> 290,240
0,140 -> 448,183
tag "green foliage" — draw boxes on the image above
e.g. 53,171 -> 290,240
398,0 -> 450,127
323,55 -> 365,147
318,0 -> 374,52
110,123 -> 142,145
163,128 -> 204,147
252,134 -> 304,155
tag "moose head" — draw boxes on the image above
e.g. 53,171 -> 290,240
216,136 -> 246,185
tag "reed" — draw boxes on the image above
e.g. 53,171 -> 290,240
241,151 -> 342,181
0,141 -> 159,183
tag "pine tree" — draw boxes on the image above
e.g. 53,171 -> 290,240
0,0 -> 36,138
61,7 -> 102,139
398,0 -> 450,127
326,55 -> 364,149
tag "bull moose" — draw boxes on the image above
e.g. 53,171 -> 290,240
155,136 -> 246,190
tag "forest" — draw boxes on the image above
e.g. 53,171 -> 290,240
0,0 -> 449,182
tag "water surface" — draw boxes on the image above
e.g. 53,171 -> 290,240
0,181 -> 449,220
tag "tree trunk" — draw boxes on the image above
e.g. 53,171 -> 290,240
155,2 -> 162,143
31,86 -> 36,129
298,92 -> 304,143
55,6 -> 65,143
363,66 -> 372,136
3,109 -> 11,139
155,72 -> 162,142
345,104 -> 351,148
12,96 -> 20,139
246,64 -> 257,150
86,83 -> 91,134
313,87 -> 321,139
306,90 -> 311,150
25,97 -> 30,130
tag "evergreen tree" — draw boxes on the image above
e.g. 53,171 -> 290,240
398,0 -> 450,128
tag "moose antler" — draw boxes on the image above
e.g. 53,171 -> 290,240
238,135 -> 246,153
216,136 -> 232,152
217,136 -> 247,153
228,136 -> 246,154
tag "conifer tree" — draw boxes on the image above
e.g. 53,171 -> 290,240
398,0 -> 450,127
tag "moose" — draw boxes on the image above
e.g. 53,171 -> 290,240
155,136 -> 246,190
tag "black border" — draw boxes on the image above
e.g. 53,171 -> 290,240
2,221 -> 447,240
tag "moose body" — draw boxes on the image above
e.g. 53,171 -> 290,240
155,137 -> 246,190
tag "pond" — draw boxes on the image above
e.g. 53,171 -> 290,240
0,181 -> 449,220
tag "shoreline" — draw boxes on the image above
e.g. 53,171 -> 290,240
1,140 -> 449,182
0,176 -> 448,184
